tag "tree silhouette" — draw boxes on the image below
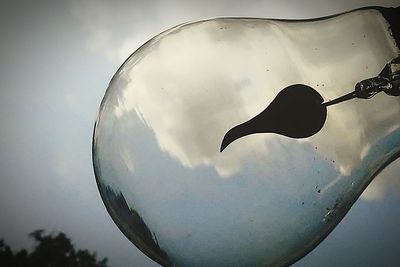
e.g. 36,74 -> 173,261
0,230 -> 108,267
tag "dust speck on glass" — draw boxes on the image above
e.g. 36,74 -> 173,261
92,6 -> 400,267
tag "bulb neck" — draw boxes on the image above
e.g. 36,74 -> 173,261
379,6 -> 400,48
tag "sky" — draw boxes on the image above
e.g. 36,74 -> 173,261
0,0 -> 400,267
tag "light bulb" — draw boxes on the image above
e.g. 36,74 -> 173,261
92,6 -> 400,267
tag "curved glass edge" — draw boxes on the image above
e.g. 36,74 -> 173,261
283,128 -> 400,267
92,123 -> 173,267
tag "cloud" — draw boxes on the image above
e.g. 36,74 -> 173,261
361,158 -> 400,201
112,10 -> 400,180
70,0 -> 159,63
70,0 -> 400,63
69,0 -> 348,63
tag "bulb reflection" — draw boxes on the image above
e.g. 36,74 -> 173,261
93,6 -> 400,267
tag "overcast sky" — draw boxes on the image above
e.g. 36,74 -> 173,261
1,0 -> 400,266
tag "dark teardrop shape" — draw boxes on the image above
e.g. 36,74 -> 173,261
220,84 -> 327,152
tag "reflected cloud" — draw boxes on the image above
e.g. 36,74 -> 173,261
112,11 -> 400,179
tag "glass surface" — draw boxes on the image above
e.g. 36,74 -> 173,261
93,8 -> 400,267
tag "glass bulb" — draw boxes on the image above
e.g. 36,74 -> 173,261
93,6 -> 400,267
